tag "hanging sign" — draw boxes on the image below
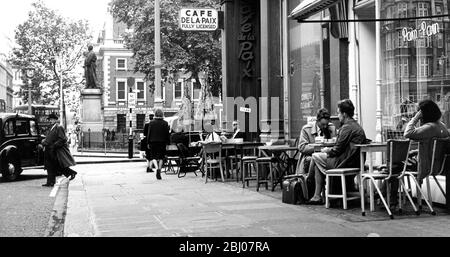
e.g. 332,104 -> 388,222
179,8 -> 218,31
128,92 -> 137,108
402,21 -> 440,42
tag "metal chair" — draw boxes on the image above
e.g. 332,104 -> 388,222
203,142 -> 226,183
428,137 -> 450,202
361,139 -> 411,219
176,143 -> 201,178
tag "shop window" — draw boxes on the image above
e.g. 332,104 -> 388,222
117,80 -> 127,101
117,114 -> 126,133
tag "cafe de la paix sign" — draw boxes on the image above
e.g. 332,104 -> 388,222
402,21 -> 440,42
179,8 -> 218,31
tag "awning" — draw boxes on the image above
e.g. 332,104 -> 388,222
289,0 -> 340,21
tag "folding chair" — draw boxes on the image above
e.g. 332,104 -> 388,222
361,139 -> 411,219
418,138 -> 450,209
176,143 -> 201,178
203,142 -> 226,183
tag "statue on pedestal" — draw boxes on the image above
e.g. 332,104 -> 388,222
83,45 -> 97,89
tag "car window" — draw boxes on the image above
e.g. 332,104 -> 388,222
15,119 -> 30,136
3,120 -> 14,136
30,120 -> 38,136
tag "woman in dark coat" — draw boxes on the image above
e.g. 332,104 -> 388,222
147,109 -> 170,180
41,113 -> 77,186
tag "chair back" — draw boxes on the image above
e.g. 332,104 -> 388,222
386,139 -> 411,178
430,137 -> 450,176
176,143 -> 190,158
202,142 -> 222,161
203,142 -> 222,154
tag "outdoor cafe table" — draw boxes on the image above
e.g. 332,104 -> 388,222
258,145 -> 299,189
191,141 -> 263,182
355,142 -> 387,212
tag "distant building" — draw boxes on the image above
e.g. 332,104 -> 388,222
0,33 -> 14,113
95,13 -> 222,133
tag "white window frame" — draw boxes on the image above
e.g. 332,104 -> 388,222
419,57 -> 430,77
174,79 -> 184,100
116,78 -> 127,102
399,58 -> 409,77
398,31 -> 408,48
418,2 -> 429,17
135,79 -> 147,101
116,58 -> 127,71
398,2 -> 408,18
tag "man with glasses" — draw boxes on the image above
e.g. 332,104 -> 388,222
231,120 -> 244,139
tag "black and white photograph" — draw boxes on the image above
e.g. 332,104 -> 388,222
1,0 -> 450,250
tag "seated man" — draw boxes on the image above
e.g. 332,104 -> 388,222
170,125 -> 189,147
231,120 -> 245,139
308,99 -> 367,204
296,108 -> 336,176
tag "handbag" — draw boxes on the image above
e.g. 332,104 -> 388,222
140,137 -> 148,151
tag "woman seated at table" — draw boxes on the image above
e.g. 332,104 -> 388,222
296,108 -> 336,177
388,100 -> 450,205
308,99 -> 368,205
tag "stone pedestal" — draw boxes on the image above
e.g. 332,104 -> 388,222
81,89 -> 103,132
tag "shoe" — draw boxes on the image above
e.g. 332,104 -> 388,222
146,167 -> 154,173
69,172 -> 77,181
308,197 -> 324,205
156,169 -> 162,180
42,183 -> 54,187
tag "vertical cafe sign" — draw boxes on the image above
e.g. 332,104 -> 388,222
239,1 -> 256,79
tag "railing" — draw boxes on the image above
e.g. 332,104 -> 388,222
79,130 -> 140,153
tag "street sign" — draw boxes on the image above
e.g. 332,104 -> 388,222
179,8 -> 218,31
128,92 -> 137,108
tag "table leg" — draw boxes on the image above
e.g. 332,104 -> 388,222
368,151 -> 374,212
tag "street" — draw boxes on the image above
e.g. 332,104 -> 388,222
63,161 -> 450,237
0,169 -> 55,237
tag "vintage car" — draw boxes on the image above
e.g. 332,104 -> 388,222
0,113 -> 45,181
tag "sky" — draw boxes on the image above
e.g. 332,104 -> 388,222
0,0 -> 111,40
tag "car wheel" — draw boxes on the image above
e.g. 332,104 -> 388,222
1,155 -> 22,182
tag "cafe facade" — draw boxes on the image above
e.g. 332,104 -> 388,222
220,0 -> 450,144
289,0 -> 450,142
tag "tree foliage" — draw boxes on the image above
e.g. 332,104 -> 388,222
109,0 -> 222,97
9,0 -> 92,108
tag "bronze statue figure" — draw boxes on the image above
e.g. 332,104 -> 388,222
84,45 -> 97,89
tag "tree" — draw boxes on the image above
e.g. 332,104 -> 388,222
109,0 -> 222,97
9,0 -> 92,111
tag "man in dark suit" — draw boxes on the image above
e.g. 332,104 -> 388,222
41,113 -> 77,187
231,120 -> 245,139
143,113 -> 154,173
147,109 -> 170,180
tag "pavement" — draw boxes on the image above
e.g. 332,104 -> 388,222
72,151 -> 146,164
62,161 -> 450,237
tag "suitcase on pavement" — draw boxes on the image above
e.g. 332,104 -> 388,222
282,175 -> 312,205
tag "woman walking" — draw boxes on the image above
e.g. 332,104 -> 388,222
147,109 -> 170,180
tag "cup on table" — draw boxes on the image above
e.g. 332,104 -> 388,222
315,136 -> 324,143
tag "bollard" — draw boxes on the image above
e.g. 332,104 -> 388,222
128,135 -> 133,159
